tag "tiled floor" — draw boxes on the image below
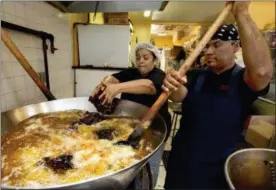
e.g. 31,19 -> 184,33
155,161 -> 167,189
154,110 -> 182,189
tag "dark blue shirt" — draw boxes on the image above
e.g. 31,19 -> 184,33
185,65 -> 270,119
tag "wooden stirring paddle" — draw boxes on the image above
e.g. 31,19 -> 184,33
116,3 -> 234,147
1,29 -> 56,101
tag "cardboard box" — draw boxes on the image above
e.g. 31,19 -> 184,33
245,116 -> 275,148
104,13 -> 129,25
106,17 -> 129,25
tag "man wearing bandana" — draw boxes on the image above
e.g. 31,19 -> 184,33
163,2 -> 273,189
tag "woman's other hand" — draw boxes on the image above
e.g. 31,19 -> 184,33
99,83 -> 121,105
91,75 -> 120,97
91,82 -> 105,98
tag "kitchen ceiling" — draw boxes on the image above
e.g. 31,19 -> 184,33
152,1 -> 234,24
132,1 -> 235,41
56,1 -> 166,13
50,1 -> 275,31
151,24 -> 195,36
128,12 -> 152,24
50,1 -> 234,25
129,1 -> 235,37
50,1 -> 237,44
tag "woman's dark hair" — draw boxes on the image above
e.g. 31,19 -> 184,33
176,48 -> 186,62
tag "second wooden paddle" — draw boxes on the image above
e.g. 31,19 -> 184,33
1,29 -> 56,101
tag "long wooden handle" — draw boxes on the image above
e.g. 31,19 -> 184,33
1,29 -> 56,101
141,3 -> 233,123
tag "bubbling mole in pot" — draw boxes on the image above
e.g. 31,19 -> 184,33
69,112 -> 105,130
42,154 -> 74,174
96,128 -> 116,140
79,112 -> 105,125
69,112 -> 122,142
1,110 -> 156,188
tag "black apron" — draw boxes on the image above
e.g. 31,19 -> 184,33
165,65 -> 243,189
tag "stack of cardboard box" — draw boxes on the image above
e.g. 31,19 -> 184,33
104,13 -> 129,25
245,116 -> 275,149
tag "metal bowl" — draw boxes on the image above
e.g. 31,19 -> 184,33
1,97 -> 167,190
225,148 -> 276,190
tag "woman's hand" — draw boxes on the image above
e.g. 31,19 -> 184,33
91,82 -> 105,98
162,70 -> 187,93
91,75 -> 120,98
99,83 -> 121,104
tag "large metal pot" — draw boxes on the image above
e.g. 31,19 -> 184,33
1,97 -> 167,190
224,148 -> 276,190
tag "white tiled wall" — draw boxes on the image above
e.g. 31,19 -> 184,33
1,2 -> 73,112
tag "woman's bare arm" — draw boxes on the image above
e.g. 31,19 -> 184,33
116,79 -> 156,95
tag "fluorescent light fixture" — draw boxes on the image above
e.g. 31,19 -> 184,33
144,10 -> 151,17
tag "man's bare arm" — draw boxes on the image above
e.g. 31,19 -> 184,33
234,4 -> 273,91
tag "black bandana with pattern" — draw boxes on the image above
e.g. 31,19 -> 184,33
211,24 -> 239,41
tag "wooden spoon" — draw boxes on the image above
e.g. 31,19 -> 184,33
116,3 -> 234,147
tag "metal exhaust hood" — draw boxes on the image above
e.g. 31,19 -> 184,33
52,1 -> 167,13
